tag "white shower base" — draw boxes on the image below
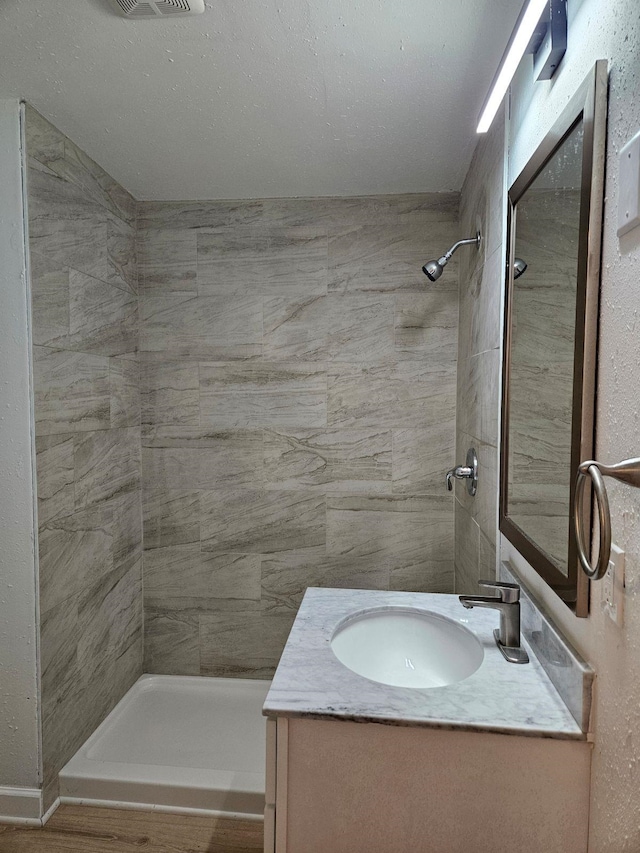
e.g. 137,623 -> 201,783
59,674 -> 270,819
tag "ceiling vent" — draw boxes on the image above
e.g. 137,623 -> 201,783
109,0 -> 205,17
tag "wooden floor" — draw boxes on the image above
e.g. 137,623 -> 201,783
0,804 -> 264,853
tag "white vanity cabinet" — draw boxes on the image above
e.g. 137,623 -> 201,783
264,715 -> 590,853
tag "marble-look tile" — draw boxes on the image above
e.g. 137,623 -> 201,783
68,268 -> 137,355
140,357 -> 200,426
327,218 -> 459,294
33,267 -> 138,355
261,548 -> 389,614
142,488 -> 200,549
142,428 -> 262,490
110,354 -> 140,428
326,294 -> 395,362
25,104 -> 65,164
197,226 -> 327,294
478,531 -> 497,579
392,426 -> 455,495
196,228 -> 271,291
28,212 -> 109,286
138,228 -> 197,296
326,494 -> 453,572
456,349 -> 501,447
33,347 -> 111,435
57,137 -> 136,224
29,251 -> 69,347
74,427 -> 140,509
140,294 -> 262,358
199,611 -> 295,678
38,503 -> 113,615
144,608 -> 200,675
263,227 -> 328,290
199,362 -> 327,428
263,293 -> 396,363
262,293 -> 327,361
470,246 -> 503,356
328,359 -> 455,430
144,546 -> 261,602
76,562 -> 142,680
40,592 -> 79,721
137,200 -> 249,231
201,489 -> 325,553
455,431 -> 498,547
390,559 -> 454,593
454,501 -> 481,595
394,291 -> 458,359
106,213 -> 137,294
35,434 -> 75,524
264,428 -> 391,492
112,492 -> 143,573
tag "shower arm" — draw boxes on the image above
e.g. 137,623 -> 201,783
439,233 -> 482,263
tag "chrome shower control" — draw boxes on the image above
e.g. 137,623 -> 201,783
446,447 -> 478,496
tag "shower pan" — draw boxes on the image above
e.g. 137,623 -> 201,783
59,675 -> 270,818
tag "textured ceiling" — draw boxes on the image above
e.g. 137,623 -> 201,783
0,0 -> 519,200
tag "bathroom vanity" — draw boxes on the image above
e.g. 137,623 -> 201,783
263,588 -> 592,853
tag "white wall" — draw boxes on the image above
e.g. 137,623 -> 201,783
504,1 -> 640,849
0,100 -> 41,792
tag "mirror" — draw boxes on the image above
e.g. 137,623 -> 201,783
500,62 -> 608,616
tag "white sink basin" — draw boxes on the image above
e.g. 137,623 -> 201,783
330,606 -> 484,689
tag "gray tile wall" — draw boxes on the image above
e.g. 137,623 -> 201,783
454,106 -> 506,594
25,106 -> 143,808
138,193 -> 461,677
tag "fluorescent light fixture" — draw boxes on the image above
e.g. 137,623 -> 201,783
477,0 -> 549,133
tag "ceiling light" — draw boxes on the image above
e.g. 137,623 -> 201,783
477,0 -> 549,134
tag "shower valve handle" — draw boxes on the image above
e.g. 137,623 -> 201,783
445,448 -> 478,497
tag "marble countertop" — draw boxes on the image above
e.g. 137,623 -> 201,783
263,588 -> 585,740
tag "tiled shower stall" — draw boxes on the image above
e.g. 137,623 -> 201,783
26,103 -> 501,808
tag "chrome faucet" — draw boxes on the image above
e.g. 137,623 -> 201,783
459,580 -> 529,664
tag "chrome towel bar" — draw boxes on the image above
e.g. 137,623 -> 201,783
574,457 -> 640,580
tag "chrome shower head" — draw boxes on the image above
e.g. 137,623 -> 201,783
422,258 -> 446,281
422,232 -> 481,282
513,258 -> 528,280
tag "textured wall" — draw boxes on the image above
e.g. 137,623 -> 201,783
502,1 -> 640,850
454,106 -> 506,594
137,194 -> 460,677
25,106 -> 143,808
0,101 -> 40,792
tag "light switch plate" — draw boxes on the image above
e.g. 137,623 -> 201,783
601,543 -> 625,627
618,130 -> 640,237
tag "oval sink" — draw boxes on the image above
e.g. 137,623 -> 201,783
330,606 -> 484,689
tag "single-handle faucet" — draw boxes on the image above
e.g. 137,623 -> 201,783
459,580 -> 529,664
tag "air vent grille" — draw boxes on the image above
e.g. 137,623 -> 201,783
110,0 -> 204,17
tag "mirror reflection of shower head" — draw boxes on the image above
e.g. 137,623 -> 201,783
422,232 -> 482,281
513,258 -> 528,280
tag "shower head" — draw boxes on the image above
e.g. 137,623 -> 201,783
422,258 -> 446,281
422,232 -> 481,282
513,258 -> 528,280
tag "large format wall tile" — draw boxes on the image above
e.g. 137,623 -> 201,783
201,489 -> 326,554
137,193 -> 460,676
263,428 -> 392,492
199,361 -> 327,428
27,107 -> 142,809
328,359 -> 456,430
454,105 -> 506,593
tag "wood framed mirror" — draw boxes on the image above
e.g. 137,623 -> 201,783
500,61 -> 608,617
